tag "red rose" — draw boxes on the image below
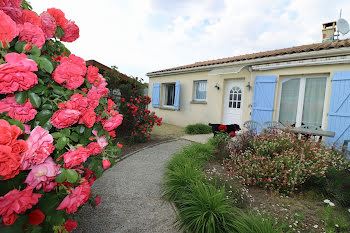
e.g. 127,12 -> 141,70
108,130 -> 116,137
61,20 -> 79,42
51,109 -> 81,129
0,96 -> 37,123
121,98 -> 125,102
2,213 -> 17,225
21,9 -> 42,27
65,93 -> 88,112
95,196 -> 101,206
86,142 -> 102,156
79,109 -> 96,128
86,66 -> 100,84
0,145 -> 23,180
28,209 -> 45,225
63,219 -> 78,232
56,184 -> 90,214
57,147 -> 90,169
18,23 -> 46,49
0,119 -> 22,146
102,159 -> 111,170
47,8 -> 68,27
0,10 -> 17,43
117,144 -> 123,149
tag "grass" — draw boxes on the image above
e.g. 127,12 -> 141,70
185,123 -> 212,135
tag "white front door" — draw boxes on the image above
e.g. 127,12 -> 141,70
222,79 -> 244,125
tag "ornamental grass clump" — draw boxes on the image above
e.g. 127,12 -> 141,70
0,1 -> 124,232
185,123 -> 212,135
225,130 -> 347,194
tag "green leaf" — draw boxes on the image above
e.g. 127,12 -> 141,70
14,40 -> 26,53
30,85 -> 44,94
76,125 -> 85,134
40,119 -> 52,131
30,45 -> 41,57
36,110 -> 52,123
55,170 -> 66,183
28,91 -> 41,108
7,119 -> 25,131
66,169 -> 78,183
55,137 -> 69,150
55,26 -> 65,38
61,128 -> 70,137
14,91 -> 27,105
69,132 -> 79,142
42,104 -> 53,110
39,56 -> 54,73
51,132 -> 63,139
53,87 -> 65,96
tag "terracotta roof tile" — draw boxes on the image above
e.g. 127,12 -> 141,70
148,39 -> 350,75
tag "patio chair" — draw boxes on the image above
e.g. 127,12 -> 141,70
243,120 -> 264,135
300,123 -> 323,142
263,121 -> 285,129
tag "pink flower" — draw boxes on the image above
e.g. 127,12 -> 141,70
52,54 -> 87,90
0,186 -> 42,226
86,66 -> 101,84
57,147 -> 91,169
51,109 -> 81,129
24,157 -> 60,192
91,77 -> 108,97
86,142 -> 102,156
0,10 -> 18,43
102,114 -> 123,131
92,130 -> 108,150
79,109 -> 96,128
95,196 -> 101,206
21,9 -> 42,27
21,126 -> 54,170
0,53 -> 38,94
0,0 -> 22,23
40,11 -> 56,40
65,93 -> 88,112
0,96 -> 37,123
56,183 -> 91,214
87,89 -> 101,109
47,8 -> 68,27
63,219 -> 78,232
61,20 -> 79,42
18,23 -> 46,49
102,159 -> 111,169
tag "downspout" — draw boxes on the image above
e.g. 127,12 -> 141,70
248,66 -> 253,117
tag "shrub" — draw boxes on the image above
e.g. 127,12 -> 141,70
224,130 -> 348,194
208,132 -> 231,161
185,123 -> 212,135
180,143 -> 215,162
0,2 -> 123,232
175,181 -> 237,233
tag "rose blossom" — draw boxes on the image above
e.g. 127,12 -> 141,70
63,219 -> 78,232
57,147 -> 91,169
28,209 -> 45,225
95,196 -> 101,206
0,0 -> 22,23
86,142 -> 102,156
51,109 -> 81,129
0,53 -> 38,94
61,20 -> 79,42
92,130 -> 108,150
65,93 -> 88,112
102,159 -> 111,170
0,186 -> 42,226
24,157 -> 60,192
79,109 -> 96,128
87,89 -> 101,109
0,96 -> 37,123
86,66 -> 101,84
0,10 -> 17,43
21,126 -> 54,170
21,9 -> 42,27
0,145 -> 24,180
0,119 -> 22,146
56,183 -> 91,214
40,11 -> 56,39
47,8 -> 68,27
18,22 -> 46,49
102,114 -> 123,131
52,54 -> 87,90
91,77 -> 108,97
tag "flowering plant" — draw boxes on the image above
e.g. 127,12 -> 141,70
0,1 -> 123,232
224,130 -> 347,194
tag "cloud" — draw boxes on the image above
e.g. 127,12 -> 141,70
30,0 -> 350,83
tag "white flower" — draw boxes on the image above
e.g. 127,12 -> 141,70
348,209 -> 350,213
314,225 -> 318,228
324,199 -> 330,204
335,224 -> 339,227
329,201 -> 335,207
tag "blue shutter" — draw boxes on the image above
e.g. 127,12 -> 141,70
326,71 -> 350,146
251,76 -> 277,125
152,83 -> 160,108
174,81 -> 180,110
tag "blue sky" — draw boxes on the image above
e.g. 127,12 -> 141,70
31,0 -> 350,83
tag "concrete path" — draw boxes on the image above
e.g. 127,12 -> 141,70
75,139 -> 191,233
181,133 -> 213,144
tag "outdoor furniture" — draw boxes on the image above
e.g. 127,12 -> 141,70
342,140 -> 350,159
290,127 -> 335,142
243,120 -> 264,135
263,121 -> 285,129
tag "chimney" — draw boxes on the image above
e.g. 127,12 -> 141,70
322,21 -> 336,42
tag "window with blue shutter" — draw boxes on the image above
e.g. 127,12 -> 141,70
152,83 -> 160,108
251,76 -> 277,125
326,71 -> 350,146
174,81 -> 180,110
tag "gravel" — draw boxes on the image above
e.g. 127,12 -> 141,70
74,139 -> 191,233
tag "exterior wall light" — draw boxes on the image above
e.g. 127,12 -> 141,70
215,83 -> 220,90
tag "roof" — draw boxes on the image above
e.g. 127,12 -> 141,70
148,39 -> 350,75
86,60 -> 132,82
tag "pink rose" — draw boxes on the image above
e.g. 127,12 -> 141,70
0,10 -> 17,43
18,23 -> 46,49
61,20 -> 79,42
21,9 -> 42,27
21,126 -> 54,170
86,142 -> 102,155
40,11 -> 56,40
47,8 -> 68,27
102,114 -> 123,131
95,196 -> 101,206
0,96 -> 37,123
87,89 -> 101,109
57,147 -> 90,169
0,186 -> 42,225
86,66 -> 100,84
79,109 -> 96,128
24,157 -> 60,192
52,54 -> 87,90
102,159 -> 111,170
51,109 -> 81,129
65,93 -> 88,112
56,183 -> 91,214
91,77 -> 108,97
0,53 -> 38,94
92,130 -> 108,150
0,0 -> 22,23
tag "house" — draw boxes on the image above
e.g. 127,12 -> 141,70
146,22 -> 350,146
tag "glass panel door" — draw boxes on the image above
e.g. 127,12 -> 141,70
279,79 -> 300,126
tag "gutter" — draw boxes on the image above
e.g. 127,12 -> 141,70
146,47 -> 350,77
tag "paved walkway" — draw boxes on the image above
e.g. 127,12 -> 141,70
75,139 -> 192,233
180,133 -> 213,144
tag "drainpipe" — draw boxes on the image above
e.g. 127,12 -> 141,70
247,66 -> 253,116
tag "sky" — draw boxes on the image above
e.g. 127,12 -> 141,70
30,0 -> 350,83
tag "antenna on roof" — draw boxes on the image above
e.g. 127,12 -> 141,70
337,9 -> 350,36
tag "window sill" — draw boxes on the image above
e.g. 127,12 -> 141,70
160,106 -> 176,111
191,100 -> 207,104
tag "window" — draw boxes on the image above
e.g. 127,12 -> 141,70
194,81 -> 207,100
163,83 -> 176,106
229,86 -> 242,108
278,77 -> 327,128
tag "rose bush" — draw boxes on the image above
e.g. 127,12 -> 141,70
0,1 -> 123,232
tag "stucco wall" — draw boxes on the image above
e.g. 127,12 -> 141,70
148,64 -> 350,128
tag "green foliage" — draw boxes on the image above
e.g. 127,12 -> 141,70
175,181 -> 237,233
318,206 -> 349,232
180,143 -> 215,162
185,123 -> 212,135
